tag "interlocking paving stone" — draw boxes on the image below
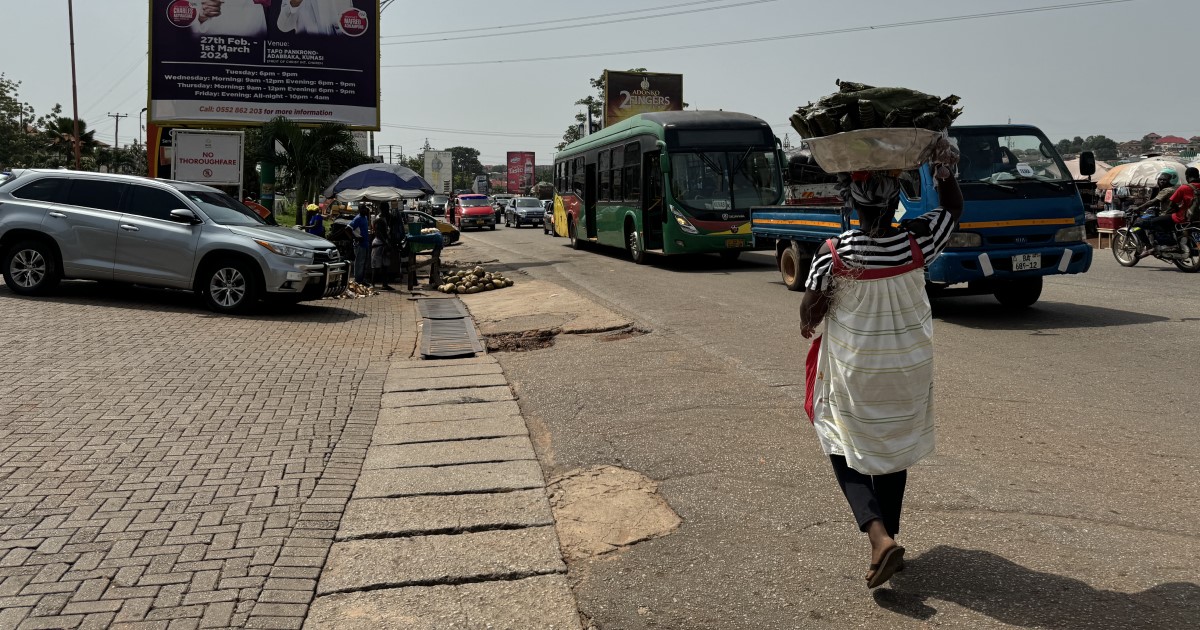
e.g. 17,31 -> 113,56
381,386 -> 514,408
305,574 -> 582,630
376,401 -> 521,425
382,374 -> 509,393
371,416 -> 528,445
362,437 -> 536,470
352,462 -> 547,499
336,491 -> 554,540
316,527 -> 566,595
0,284 -> 412,628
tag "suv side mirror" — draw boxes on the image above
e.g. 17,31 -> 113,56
1079,151 -> 1096,178
169,209 -> 201,224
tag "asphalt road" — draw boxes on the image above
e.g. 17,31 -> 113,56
447,224 -> 1199,630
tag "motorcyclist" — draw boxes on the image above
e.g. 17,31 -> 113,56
1131,169 -> 1180,251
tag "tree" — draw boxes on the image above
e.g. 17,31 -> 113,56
402,155 -> 424,174
1140,134 -> 1155,153
1082,135 -> 1118,161
447,146 -> 484,190
257,116 -> 370,225
0,74 -> 41,169
1055,139 -> 1072,156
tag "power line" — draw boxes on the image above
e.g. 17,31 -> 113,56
383,0 -> 780,47
81,54 -> 147,120
382,0 -> 732,39
383,0 -> 1136,68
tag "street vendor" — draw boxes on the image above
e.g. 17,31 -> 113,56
800,153 -> 963,590
304,203 -> 326,238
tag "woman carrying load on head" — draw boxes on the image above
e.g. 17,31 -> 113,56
799,149 -> 963,589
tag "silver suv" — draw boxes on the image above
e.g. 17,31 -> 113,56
0,170 -> 348,313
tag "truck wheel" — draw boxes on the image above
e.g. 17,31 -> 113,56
3,239 -> 61,296
200,259 -> 259,314
993,277 -> 1042,308
778,242 -> 807,291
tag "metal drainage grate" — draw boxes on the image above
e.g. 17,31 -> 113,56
416,298 -> 471,320
421,317 -> 484,359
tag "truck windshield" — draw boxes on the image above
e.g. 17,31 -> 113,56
954,130 -> 1071,184
670,150 -> 779,215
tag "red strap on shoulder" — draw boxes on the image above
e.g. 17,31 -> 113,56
825,238 -> 844,273
907,235 -> 925,268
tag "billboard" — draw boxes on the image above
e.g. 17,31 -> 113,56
171,130 -> 244,186
603,71 -> 683,128
507,152 -> 536,194
424,151 -> 453,194
148,0 -> 380,129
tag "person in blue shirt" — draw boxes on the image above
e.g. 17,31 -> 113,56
348,205 -> 371,284
305,204 -> 326,238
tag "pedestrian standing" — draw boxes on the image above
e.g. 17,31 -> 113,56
348,204 -> 370,285
305,203 -> 326,237
799,161 -> 963,589
371,213 -> 394,291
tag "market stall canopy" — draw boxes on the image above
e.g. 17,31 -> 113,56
1096,157 -> 1188,190
335,186 -> 425,202
323,163 -> 434,198
1065,157 -> 1112,181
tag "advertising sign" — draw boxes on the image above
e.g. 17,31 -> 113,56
424,151 -> 453,194
603,71 -> 683,128
171,130 -> 244,186
148,0 -> 380,129
507,151 -> 536,194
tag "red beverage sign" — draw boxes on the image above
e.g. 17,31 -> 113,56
507,151 -> 536,194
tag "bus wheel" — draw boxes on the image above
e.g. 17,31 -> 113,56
779,242 -> 807,291
626,224 -> 646,264
993,277 -> 1042,308
570,219 -> 583,250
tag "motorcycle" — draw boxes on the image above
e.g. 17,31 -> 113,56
1111,210 -> 1200,272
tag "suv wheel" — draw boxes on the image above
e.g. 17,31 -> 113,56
200,260 -> 259,314
3,239 -> 61,295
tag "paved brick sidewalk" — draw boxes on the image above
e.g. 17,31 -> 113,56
0,283 -> 413,630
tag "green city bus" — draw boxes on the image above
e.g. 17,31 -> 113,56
552,111 -> 783,263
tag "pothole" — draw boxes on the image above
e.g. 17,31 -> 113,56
485,328 -> 562,353
597,326 -> 651,342
547,466 -> 682,561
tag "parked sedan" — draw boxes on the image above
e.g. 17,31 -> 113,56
402,210 -> 459,245
504,197 -> 545,228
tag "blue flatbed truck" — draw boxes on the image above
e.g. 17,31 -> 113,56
752,125 -> 1095,307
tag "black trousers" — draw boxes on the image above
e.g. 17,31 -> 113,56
1134,215 -> 1176,246
830,455 -> 908,537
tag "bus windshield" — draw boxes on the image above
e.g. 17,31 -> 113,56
954,129 -> 1071,184
670,150 -> 779,215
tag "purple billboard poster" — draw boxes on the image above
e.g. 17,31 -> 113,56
149,0 -> 380,129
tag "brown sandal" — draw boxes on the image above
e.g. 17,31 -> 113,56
866,545 -> 905,589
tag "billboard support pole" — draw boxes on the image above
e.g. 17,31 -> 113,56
67,0 -> 82,170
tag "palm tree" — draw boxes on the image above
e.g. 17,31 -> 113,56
257,116 -> 369,225
42,115 -> 98,164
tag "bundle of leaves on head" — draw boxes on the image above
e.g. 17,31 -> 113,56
790,80 -> 963,139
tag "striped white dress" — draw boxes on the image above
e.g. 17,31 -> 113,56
804,209 -> 954,475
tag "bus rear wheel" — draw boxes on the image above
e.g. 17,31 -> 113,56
626,224 -> 646,264
570,218 -> 583,250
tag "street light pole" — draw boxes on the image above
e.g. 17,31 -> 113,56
139,107 -> 148,146
67,0 -> 82,170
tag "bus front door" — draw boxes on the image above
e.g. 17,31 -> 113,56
644,151 -> 664,250
585,163 -> 598,239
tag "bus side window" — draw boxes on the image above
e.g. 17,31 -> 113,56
624,143 -> 641,202
572,157 -> 584,196
599,150 -> 610,201
610,148 -> 622,202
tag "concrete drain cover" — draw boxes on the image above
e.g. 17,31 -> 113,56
547,466 -> 681,561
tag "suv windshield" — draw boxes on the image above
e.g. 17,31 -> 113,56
954,130 -> 1071,183
183,190 -> 266,226
670,150 -> 780,215
515,199 -> 540,208
460,198 -> 489,207
430,195 -> 448,205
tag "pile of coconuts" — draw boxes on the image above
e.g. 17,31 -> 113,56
437,265 -> 515,295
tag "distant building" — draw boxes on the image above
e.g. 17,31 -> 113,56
1117,140 -> 1143,158
1144,132 -> 1162,142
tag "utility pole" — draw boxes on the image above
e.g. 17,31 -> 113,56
378,144 -> 400,164
67,0 -> 82,170
108,113 -> 128,150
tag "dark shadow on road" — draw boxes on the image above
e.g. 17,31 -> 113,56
0,281 -> 368,322
874,546 -> 1200,629
932,299 -> 1170,330
540,240 -> 778,273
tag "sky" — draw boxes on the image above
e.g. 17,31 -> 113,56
2,0 -> 1194,168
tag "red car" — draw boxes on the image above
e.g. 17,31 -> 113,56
452,194 -> 496,230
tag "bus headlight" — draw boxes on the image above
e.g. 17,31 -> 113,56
1054,225 -> 1086,243
670,207 -> 699,235
947,232 -> 982,248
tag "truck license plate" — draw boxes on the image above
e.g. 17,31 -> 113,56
1012,254 -> 1041,271
725,239 -> 744,248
